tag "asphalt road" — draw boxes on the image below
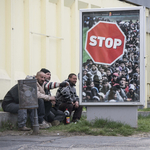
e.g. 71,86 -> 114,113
0,135 -> 150,150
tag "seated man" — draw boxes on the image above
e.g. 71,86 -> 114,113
40,68 -> 66,126
35,71 -> 68,128
2,84 -> 33,131
56,73 -> 83,122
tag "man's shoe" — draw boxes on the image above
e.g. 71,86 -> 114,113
44,120 -> 52,127
39,120 -> 50,129
48,122 -> 52,127
51,120 -> 60,126
19,126 -> 31,131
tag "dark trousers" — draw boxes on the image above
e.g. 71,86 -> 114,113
44,100 -> 65,123
46,107 -> 65,122
38,99 -> 54,124
4,103 -> 34,128
59,103 -> 83,120
38,99 -> 65,123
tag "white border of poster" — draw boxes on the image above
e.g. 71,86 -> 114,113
79,6 -> 145,106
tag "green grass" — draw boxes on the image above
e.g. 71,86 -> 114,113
137,114 -> 150,132
0,107 -> 3,111
47,115 -> 150,137
1,108 -> 150,136
1,115 -> 150,137
138,108 -> 150,111
0,121 -> 17,132
82,106 -> 87,112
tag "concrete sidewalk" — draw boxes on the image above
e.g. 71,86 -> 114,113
0,134 -> 150,150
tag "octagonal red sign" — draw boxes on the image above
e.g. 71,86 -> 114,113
85,21 -> 126,65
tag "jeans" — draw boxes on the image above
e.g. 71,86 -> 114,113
4,103 -> 34,128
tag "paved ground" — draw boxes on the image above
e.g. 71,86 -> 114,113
0,133 -> 150,150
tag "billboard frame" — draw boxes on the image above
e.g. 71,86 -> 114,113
79,6 -> 145,106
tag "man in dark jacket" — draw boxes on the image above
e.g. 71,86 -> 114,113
56,73 -> 83,122
2,84 -> 34,131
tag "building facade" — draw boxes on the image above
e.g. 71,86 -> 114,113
0,0 -> 150,107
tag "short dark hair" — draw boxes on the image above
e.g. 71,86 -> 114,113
68,73 -> 76,79
120,76 -> 127,81
40,68 -> 50,74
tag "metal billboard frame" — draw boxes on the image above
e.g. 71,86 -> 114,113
79,6 -> 145,106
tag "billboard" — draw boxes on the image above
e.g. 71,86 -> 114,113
79,7 -> 145,106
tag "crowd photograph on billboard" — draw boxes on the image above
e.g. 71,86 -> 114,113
80,7 -> 145,105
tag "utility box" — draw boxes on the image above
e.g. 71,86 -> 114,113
18,79 -> 38,109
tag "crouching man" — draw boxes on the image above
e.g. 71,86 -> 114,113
56,73 -> 83,122
35,71 -> 68,128
40,68 -> 66,126
2,84 -> 34,131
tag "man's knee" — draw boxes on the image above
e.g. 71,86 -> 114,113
38,98 -> 44,104
38,98 -> 45,108
4,103 -> 19,113
46,111 -> 55,122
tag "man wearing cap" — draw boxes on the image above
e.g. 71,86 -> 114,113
126,84 -> 139,102
36,71 -> 68,128
40,68 -> 67,126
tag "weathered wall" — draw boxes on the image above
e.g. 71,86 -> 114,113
0,0 -> 149,107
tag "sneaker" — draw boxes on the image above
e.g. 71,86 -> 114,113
44,120 -> 52,127
39,120 -> 50,129
51,120 -> 60,126
19,126 -> 31,131
48,122 -> 52,127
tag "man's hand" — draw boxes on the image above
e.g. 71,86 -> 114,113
49,96 -> 56,101
59,81 -> 69,87
51,100 -> 56,105
73,101 -> 79,108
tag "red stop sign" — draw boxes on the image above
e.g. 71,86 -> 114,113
85,21 -> 126,65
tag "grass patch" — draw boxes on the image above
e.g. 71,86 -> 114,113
47,116 -> 135,136
138,108 -> 150,111
137,115 -> 150,132
1,112 -> 150,137
0,107 -> 3,111
47,115 -> 150,137
82,106 -> 87,112
0,121 -> 17,132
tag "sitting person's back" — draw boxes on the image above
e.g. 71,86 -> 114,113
2,84 -> 18,111
2,84 -> 33,131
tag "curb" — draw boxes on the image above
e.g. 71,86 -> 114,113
0,111 -> 150,128
0,112 -> 17,127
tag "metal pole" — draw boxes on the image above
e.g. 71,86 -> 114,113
32,108 -> 39,134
